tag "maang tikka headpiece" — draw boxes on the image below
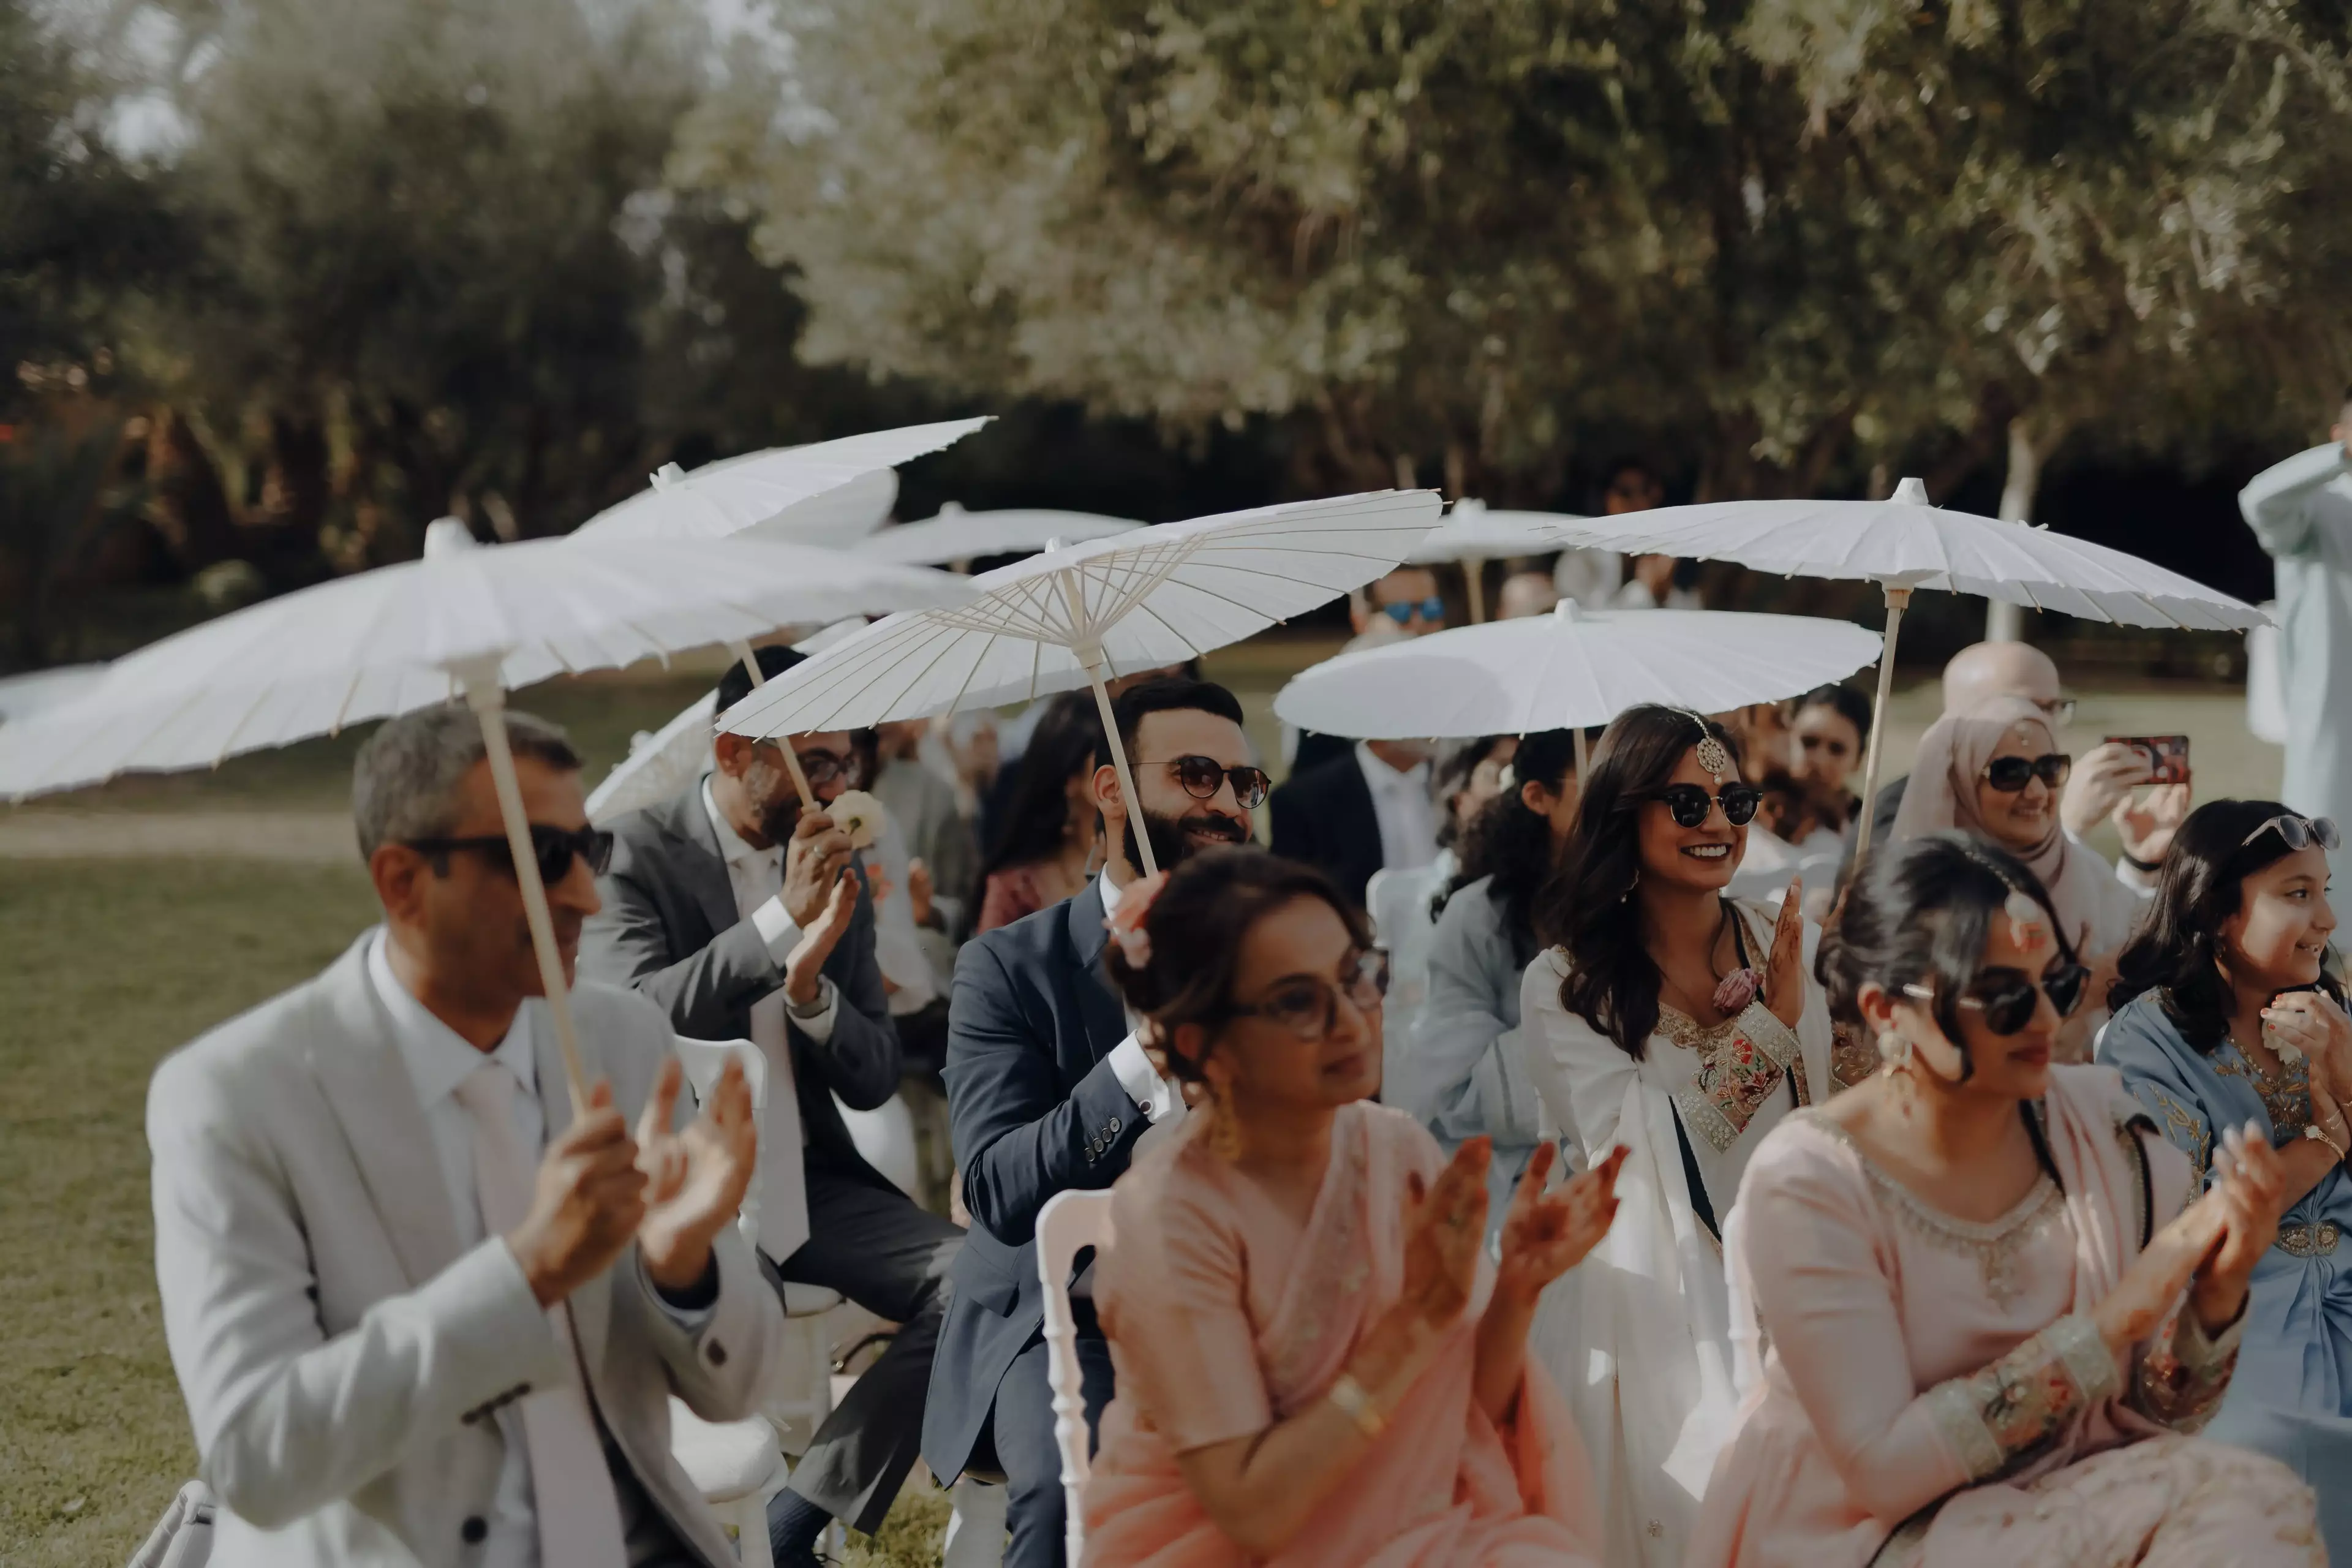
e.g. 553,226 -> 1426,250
1674,707 -> 1734,782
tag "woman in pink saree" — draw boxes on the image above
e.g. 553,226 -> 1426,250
1692,833 -> 2318,1568
1081,848 -> 1622,1567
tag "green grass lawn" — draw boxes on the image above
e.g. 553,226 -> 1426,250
0,858 -> 380,1565
0,859 -> 951,1567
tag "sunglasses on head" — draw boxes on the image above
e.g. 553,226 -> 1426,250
1161,755 -> 1271,810
2241,813 -> 2342,853
1229,949 -> 1390,1040
1904,962 -> 2089,1036
405,823 -> 615,886
1381,596 -> 1446,626
1647,782 -> 1763,828
1983,753 -> 2071,793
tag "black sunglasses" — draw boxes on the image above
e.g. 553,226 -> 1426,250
1159,755 -> 1272,811
758,742 -> 863,789
1983,753 -> 2071,793
1905,962 -> 2089,1036
405,823 -> 615,886
1229,949 -> 1390,1040
1647,782 -> 1763,829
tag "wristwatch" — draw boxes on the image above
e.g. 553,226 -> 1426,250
786,979 -> 834,1019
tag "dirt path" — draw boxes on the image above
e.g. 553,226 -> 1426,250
0,810 -> 356,864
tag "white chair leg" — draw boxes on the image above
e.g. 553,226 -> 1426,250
942,1476 -> 1009,1568
729,1492 -> 775,1568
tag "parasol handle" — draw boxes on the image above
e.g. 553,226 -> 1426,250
1464,555 -> 1486,624
1084,656 -> 1156,878
462,679 -> 592,1115
1572,723 -> 1589,780
1852,587 -> 1912,860
728,638 -> 817,811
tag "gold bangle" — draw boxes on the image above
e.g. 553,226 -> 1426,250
1325,1372 -> 1386,1439
2303,1123 -> 2347,1164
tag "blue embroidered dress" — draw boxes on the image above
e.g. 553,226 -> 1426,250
2098,991 -> 2352,1556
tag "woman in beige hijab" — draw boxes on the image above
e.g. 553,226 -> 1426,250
1891,695 -> 2146,1054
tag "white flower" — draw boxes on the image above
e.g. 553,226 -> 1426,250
829,790 -> 886,850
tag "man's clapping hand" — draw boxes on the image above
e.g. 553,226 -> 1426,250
507,1081 -> 647,1308
635,1056 -> 759,1294
781,808 -> 854,929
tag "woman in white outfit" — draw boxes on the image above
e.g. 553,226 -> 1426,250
1517,704 -> 1834,1567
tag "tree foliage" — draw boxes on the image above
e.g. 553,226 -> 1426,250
682,0 -> 2352,499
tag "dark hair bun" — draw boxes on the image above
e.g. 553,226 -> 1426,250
1102,847 -> 1371,1084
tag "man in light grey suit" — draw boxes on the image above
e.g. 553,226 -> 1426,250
581,644 -> 963,1567
148,703 -> 783,1567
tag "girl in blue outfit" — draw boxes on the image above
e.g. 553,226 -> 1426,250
2100,797 -> 2352,1557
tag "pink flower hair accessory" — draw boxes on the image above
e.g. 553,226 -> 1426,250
1106,870 -> 1170,969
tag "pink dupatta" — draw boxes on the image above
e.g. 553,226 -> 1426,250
1084,1104 -> 1602,1567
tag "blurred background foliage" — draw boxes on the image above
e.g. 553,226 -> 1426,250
6,0 -> 2352,670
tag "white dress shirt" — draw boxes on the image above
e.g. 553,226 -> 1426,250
1098,864 -> 1186,1126
1354,741 -> 1439,873
366,933 -> 702,1567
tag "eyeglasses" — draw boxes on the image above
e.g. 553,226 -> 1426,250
1904,962 -> 2089,1036
1158,755 -> 1272,810
404,823 -> 615,886
1983,753 -> 2071,793
1229,949 -> 1390,1039
2038,697 -> 2078,728
1381,596 -> 1446,626
1646,782 -> 1762,828
2242,814 -> 2342,852
761,742 -> 862,789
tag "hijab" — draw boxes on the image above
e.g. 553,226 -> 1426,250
1890,695 -> 2117,944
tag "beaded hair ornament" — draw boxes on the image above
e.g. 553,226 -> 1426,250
1670,706 -> 1736,782
1948,839 -> 2054,959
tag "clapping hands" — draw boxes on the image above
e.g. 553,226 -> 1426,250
633,1057 -> 759,1295
2095,1121 -> 2287,1359
1496,1142 -> 1628,1303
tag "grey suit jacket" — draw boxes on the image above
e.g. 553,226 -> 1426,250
148,933 -> 784,1568
580,782 -> 902,1191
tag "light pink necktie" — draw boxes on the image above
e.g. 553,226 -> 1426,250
454,1066 -> 629,1568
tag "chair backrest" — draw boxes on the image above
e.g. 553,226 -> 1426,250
672,1036 -> 767,1253
1034,1188 -> 1115,1567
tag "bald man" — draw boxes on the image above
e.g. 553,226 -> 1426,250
1856,641 -> 2184,880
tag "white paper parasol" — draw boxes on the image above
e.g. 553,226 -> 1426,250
573,418 -> 987,543
1403,499 -> 1583,622
1275,601 -> 1883,772
0,522 -> 973,1104
856,503 -> 1142,567
1550,477 -> 2269,851
720,489 -> 1446,875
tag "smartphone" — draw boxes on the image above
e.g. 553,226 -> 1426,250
2106,734 -> 2191,785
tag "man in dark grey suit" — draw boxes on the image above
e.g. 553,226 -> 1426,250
923,677 -> 1262,1567
580,646 -> 962,1568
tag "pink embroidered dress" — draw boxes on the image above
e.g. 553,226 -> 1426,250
1082,1101 -> 1605,1567
1689,1064 -> 2323,1568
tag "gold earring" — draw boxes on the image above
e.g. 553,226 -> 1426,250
1208,1077 -> 1243,1161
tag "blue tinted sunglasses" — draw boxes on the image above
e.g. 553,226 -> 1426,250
1381,596 -> 1446,626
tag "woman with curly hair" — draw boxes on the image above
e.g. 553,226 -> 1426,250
1518,704 -> 1836,1566
1081,848 -> 1624,1566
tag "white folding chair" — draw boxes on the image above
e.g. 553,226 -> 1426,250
1035,1189 -> 1115,1567
669,1036 -> 843,1564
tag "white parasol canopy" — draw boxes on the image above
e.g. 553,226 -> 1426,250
1550,477 -> 2270,850
1275,601 -> 1883,774
721,489 -> 1446,874
856,503 -> 1142,567
1403,499 -> 1584,622
0,521 -> 973,1102
746,467 -> 899,550
574,417 -> 988,543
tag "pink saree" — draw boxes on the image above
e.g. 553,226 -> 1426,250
1084,1102 -> 1602,1567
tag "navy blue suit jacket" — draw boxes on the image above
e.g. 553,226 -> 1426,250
922,876 -> 1141,1480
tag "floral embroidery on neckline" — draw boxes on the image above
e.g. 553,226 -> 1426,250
1804,1114 -> 2069,1307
